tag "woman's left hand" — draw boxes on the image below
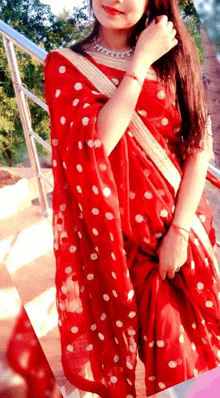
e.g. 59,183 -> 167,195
157,227 -> 189,280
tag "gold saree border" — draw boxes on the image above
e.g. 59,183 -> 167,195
81,48 -> 159,80
57,48 -> 181,194
55,48 -> 218,272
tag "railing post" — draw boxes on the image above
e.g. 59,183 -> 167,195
2,37 -> 50,217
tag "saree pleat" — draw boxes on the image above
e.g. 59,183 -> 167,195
42,49 -> 220,397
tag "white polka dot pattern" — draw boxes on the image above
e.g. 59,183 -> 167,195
168,361 -> 177,368
55,89 -> 61,97
65,266 -> 72,274
135,214 -> 144,223
76,164 -> 83,172
126,361 -> 133,369
98,333 -> 105,340
82,117 -> 89,126
206,301 -> 214,308
105,212 -> 114,220
157,90 -> 166,99
138,110 -> 147,117
144,191 -> 153,199
59,66 -> 66,73
73,98 -> 79,106
161,117 -> 169,126
71,326 -> 79,333
87,273 -> 94,281
74,82 -> 83,90
158,382 -> 166,389
157,340 -> 165,347
197,282 -> 204,291
69,245 -> 77,253
160,209 -> 168,218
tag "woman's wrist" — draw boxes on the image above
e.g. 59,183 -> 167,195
171,224 -> 190,234
124,73 -> 143,89
169,224 -> 190,242
128,53 -> 152,85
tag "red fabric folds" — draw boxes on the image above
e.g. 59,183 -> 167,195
43,49 -> 220,397
6,307 -> 61,398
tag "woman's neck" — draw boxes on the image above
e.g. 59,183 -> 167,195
99,27 -> 132,51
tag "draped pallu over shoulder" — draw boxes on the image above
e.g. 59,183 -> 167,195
43,50 -> 139,397
43,48 -> 220,397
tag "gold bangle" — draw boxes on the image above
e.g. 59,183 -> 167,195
124,72 -> 143,88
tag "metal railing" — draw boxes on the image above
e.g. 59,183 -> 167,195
0,20 -> 50,216
0,19 -> 220,245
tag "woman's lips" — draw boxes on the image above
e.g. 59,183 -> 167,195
103,6 -> 124,15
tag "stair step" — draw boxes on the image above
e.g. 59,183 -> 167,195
0,167 -> 53,220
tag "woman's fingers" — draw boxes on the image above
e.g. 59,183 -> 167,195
167,21 -> 174,32
159,267 -> 167,281
171,38 -> 178,48
159,263 -> 183,280
171,28 -> 177,38
157,15 -> 169,26
167,269 -> 176,279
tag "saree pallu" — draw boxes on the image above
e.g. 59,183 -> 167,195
43,49 -> 220,398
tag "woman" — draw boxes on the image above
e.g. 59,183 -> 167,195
43,0 -> 220,397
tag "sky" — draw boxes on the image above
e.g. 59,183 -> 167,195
40,0 -> 86,16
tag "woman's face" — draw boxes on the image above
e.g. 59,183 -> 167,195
92,0 -> 148,31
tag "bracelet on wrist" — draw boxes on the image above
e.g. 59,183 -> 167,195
124,72 -> 143,88
170,224 -> 190,243
171,224 -> 190,234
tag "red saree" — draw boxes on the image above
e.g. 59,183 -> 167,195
42,48 -> 220,397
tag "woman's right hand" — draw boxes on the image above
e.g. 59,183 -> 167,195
134,15 -> 178,66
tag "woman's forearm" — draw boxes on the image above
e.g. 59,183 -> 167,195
96,54 -> 151,157
171,150 -> 211,230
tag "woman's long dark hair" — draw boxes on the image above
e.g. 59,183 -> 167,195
69,0 -> 211,158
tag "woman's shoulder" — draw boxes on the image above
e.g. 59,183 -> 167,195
43,48 -> 60,67
43,47 -> 72,68
43,46 -> 86,82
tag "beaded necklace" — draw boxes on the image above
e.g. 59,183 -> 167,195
91,36 -> 134,58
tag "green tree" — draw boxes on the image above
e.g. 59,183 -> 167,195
178,0 -> 205,63
196,0 -> 220,58
0,0 -> 91,166
0,0 -> 89,51
0,0 -> 209,166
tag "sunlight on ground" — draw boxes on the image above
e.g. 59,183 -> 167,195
25,286 -> 58,338
4,219 -> 53,274
0,287 -> 21,320
0,179 -> 29,221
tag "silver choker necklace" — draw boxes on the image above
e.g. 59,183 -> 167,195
91,36 -> 134,58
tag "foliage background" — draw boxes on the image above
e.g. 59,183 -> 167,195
0,0 -> 218,166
